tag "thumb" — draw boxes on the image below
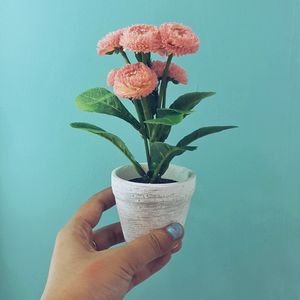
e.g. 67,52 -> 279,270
117,223 -> 184,273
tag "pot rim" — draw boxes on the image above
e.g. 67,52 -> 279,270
111,163 -> 196,187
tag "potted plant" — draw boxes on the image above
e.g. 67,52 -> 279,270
71,23 -> 236,242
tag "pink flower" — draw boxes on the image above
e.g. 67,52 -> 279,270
151,60 -> 188,84
97,29 -> 124,55
159,22 -> 199,56
113,62 -> 158,99
120,24 -> 162,53
106,69 -> 119,86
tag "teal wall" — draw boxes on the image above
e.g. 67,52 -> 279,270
1,0 -> 299,299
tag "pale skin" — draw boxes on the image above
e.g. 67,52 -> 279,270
41,188 -> 184,300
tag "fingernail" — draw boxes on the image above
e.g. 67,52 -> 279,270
166,223 -> 183,240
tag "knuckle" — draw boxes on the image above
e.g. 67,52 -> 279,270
119,261 -> 135,280
77,217 -> 91,233
148,232 -> 164,255
112,254 -> 136,276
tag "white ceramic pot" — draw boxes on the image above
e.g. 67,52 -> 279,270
111,163 -> 196,242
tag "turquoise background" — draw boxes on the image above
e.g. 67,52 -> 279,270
1,0 -> 299,299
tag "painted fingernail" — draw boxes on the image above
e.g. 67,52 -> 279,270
166,223 -> 184,240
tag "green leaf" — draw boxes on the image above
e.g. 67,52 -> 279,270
177,126 -> 238,147
76,88 -> 140,131
149,92 -> 215,142
170,92 -> 216,111
70,122 -> 146,177
147,108 -> 191,142
145,108 -> 192,126
149,123 -> 171,143
150,142 -> 196,181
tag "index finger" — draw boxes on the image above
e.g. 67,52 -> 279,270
70,187 -> 115,228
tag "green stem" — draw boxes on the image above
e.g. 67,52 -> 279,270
140,97 -> 153,168
133,101 -> 151,177
141,97 -> 152,120
150,167 -> 161,183
135,52 -> 142,62
149,79 -> 168,142
143,137 -> 151,174
141,52 -> 151,67
162,80 -> 169,108
141,52 -> 146,64
158,54 -> 173,108
120,49 -> 131,64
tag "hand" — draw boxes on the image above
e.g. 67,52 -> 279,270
41,188 -> 184,300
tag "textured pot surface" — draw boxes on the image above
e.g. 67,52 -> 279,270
111,164 -> 196,242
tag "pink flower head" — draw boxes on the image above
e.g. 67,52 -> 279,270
106,68 -> 119,86
159,22 -> 199,56
113,62 -> 158,100
151,60 -> 188,84
120,24 -> 162,53
97,28 -> 124,55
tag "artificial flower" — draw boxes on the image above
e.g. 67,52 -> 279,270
151,60 -> 188,84
113,62 -> 158,99
97,29 -> 124,55
159,22 -> 199,56
120,24 -> 162,53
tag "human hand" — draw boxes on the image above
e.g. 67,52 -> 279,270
41,188 -> 184,300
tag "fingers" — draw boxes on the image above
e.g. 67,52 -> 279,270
93,222 -> 125,250
68,188 -> 115,229
116,223 -> 184,274
92,224 -> 180,252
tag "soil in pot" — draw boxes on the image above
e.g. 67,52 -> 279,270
129,177 -> 177,184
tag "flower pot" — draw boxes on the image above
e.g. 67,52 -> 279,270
111,163 -> 196,242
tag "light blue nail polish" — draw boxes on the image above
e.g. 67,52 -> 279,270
166,223 -> 183,240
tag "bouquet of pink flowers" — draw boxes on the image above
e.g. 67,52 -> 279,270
71,23 -> 236,183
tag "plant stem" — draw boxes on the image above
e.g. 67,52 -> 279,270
141,97 -> 152,120
135,52 -> 142,62
149,79 -> 168,142
141,52 -> 151,67
158,54 -> 173,108
133,100 -> 151,176
140,97 -> 153,165
162,80 -> 169,108
143,136 -> 151,174
120,49 -> 131,64
150,167 -> 160,183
